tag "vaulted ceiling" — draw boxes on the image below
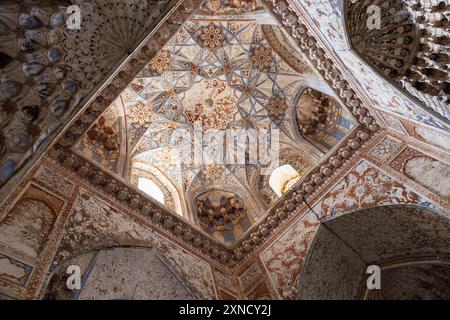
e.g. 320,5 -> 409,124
72,2 -> 356,246
0,0 -> 449,279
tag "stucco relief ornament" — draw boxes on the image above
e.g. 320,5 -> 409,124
200,24 -> 225,51
149,50 -> 172,75
202,0 -> 222,11
86,116 -> 119,155
267,95 -> 288,121
129,103 -> 153,128
202,0 -> 258,13
251,46 -> 273,71
0,132 -> 6,155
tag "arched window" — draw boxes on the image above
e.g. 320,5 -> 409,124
137,178 -> 165,205
269,164 -> 301,197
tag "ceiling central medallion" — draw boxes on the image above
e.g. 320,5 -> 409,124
182,77 -> 239,130
200,24 -> 225,52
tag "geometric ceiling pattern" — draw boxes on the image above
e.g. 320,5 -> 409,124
75,9 -> 356,246
299,0 -> 450,134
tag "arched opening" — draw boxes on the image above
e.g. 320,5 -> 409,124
298,205 -> 450,300
130,162 -> 184,216
137,177 -> 165,205
269,164 -> 301,197
42,247 -> 196,300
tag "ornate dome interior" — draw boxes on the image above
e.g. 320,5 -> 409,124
0,0 -> 449,301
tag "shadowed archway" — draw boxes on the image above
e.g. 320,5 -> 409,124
298,205 -> 450,300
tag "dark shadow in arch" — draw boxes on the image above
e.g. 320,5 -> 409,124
298,204 -> 450,300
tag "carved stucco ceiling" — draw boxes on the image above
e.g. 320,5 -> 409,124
74,5 -> 357,246
198,0 -> 262,15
